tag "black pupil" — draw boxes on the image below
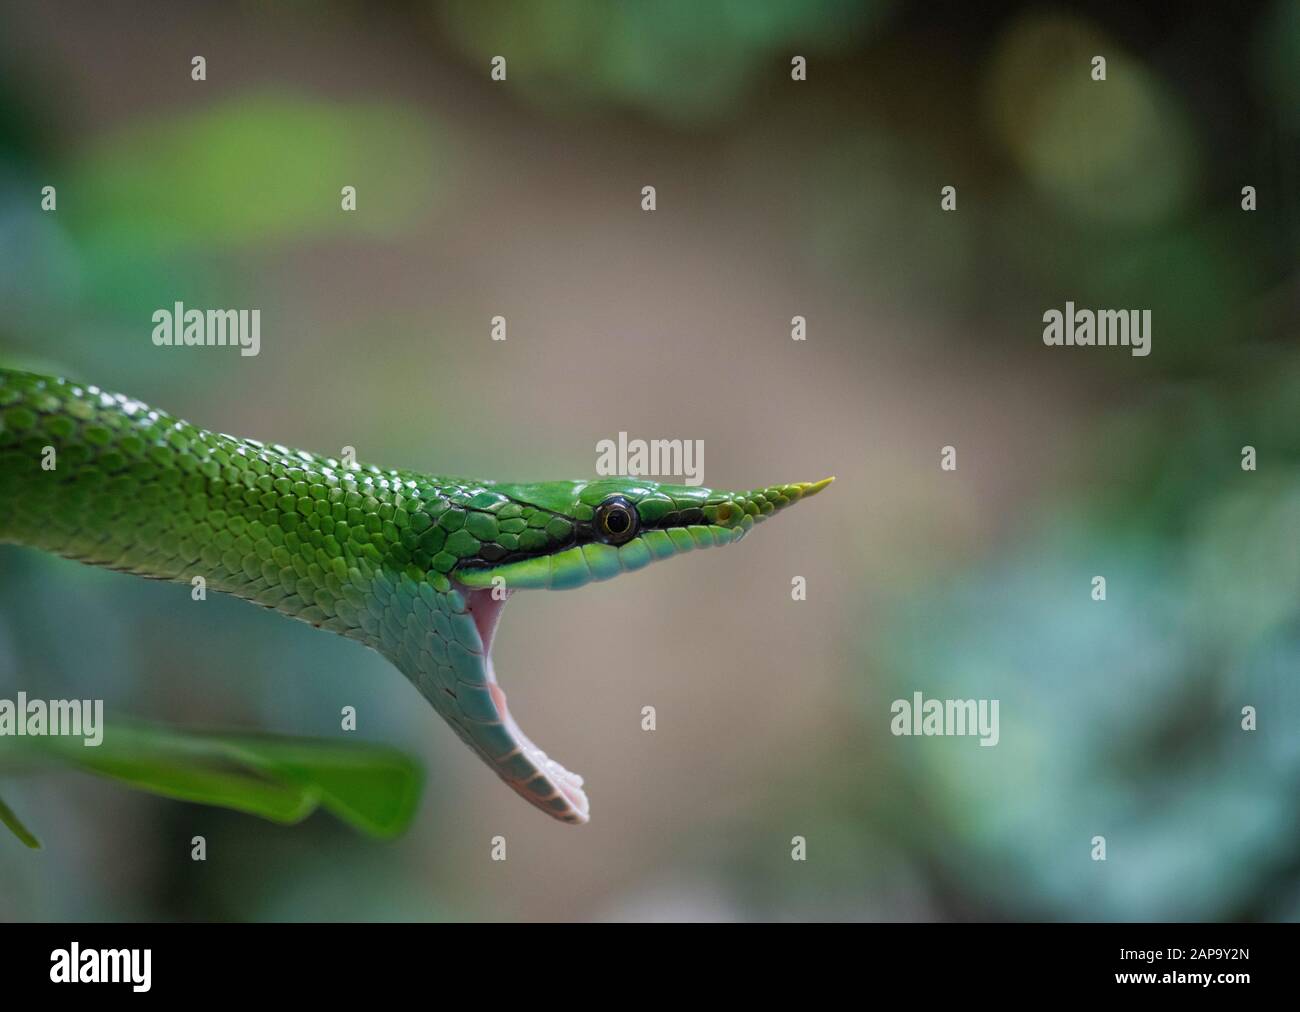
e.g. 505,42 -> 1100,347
605,508 -> 629,534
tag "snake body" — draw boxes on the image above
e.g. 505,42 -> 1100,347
0,368 -> 831,822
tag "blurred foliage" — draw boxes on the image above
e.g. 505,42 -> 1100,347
0,720 -> 424,841
439,0 -> 894,125
69,92 -> 445,253
984,13 -> 1200,228
1,90 -> 448,381
863,352 -> 1300,920
1254,0 -> 1300,127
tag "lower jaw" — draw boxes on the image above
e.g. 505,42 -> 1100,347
460,586 -> 590,820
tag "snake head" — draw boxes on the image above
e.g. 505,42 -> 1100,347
454,475 -> 835,592
439,476 -> 833,824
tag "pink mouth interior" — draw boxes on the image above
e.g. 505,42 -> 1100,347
466,586 -> 509,656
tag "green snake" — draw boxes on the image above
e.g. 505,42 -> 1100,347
0,367 -> 831,824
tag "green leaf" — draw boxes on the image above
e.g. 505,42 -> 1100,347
217,737 -> 424,840
0,793 -> 41,849
0,721 -> 423,839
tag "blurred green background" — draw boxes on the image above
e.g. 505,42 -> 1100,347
0,0 -> 1297,920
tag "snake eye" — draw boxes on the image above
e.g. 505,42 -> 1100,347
595,495 -> 638,545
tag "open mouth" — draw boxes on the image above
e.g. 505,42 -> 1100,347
446,477 -> 834,824
460,585 -> 591,823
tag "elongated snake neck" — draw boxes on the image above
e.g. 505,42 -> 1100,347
2,368 -> 450,618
